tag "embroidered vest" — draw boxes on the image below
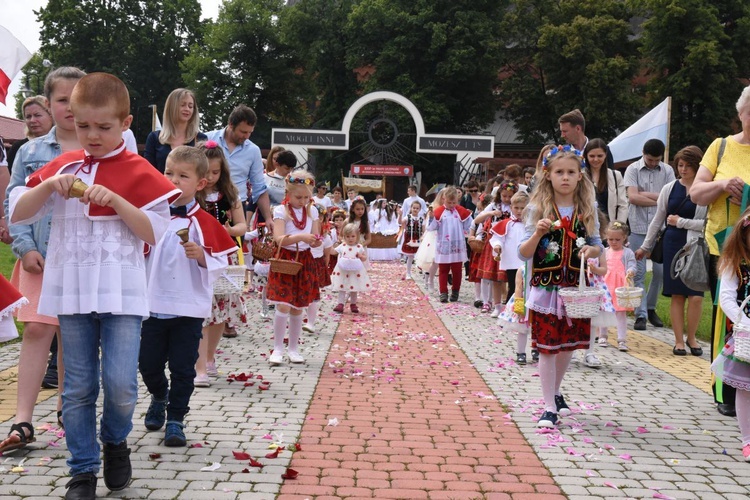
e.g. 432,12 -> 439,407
406,215 -> 423,240
530,207 -> 589,288
735,262 -> 750,317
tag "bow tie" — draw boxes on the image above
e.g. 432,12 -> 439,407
170,205 -> 188,218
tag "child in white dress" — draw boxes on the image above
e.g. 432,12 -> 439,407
332,222 -> 372,313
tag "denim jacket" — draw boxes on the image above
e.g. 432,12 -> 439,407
3,127 -> 61,259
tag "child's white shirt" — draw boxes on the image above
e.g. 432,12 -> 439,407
310,233 -> 332,258
146,212 -> 229,318
273,204 -> 319,250
489,219 -> 525,270
9,161 -> 170,318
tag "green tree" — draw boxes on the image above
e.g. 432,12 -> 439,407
37,0 -> 203,142
181,0 -> 311,146
499,0 -> 640,143
632,0 -> 750,148
344,0 -> 506,134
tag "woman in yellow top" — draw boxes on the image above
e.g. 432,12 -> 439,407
691,84 -> 750,418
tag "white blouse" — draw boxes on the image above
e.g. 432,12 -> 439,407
273,204 -> 319,250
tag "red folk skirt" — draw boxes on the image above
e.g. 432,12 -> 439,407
328,254 -> 338,276
529,310 -> 590,354
475,242 -> 504,281
467,247 -> 483,283
267,247 -> 320,309
401,233 -> 420,255
314,256 -> 332,288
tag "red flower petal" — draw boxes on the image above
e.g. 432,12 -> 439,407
241,468 -> 250,473
244,382 -> 255,387
149,453 -> 161,460
189,443 -> 203,448
248,458 -> 264,468
281,468 -> 299,479
265,448 -> 281,459
232,450 -> 251,460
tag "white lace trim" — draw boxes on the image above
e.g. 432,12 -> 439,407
0,297 -> 29,320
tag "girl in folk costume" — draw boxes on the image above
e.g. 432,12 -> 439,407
332,222 -> 372,313
400,200 -> 424,280
414,188 -> 446,294
600,221 -> 636,352
193,141 -> 247,387
328,209 -> 347,275
475,181 -> 518,315
304,204 -> 333,333
428,186 -> 474,303
349,197 -> 372,247
713,209 -> 750,462
467,194 -> 491,308
518,145 -> 603,428
490,189 -> 529,310
267,171 -> 323,365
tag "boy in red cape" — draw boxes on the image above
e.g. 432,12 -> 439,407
8,73 -> 179,500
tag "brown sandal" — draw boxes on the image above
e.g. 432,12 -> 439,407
0,422 -> 36,454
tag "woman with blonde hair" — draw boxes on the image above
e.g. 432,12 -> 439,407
145,88 -> 207,173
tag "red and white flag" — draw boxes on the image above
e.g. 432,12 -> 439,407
0,25 -> 32,105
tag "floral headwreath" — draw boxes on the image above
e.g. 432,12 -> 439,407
501,181 -> 518,192
331,209 -> 347,219
204,140 -> 219,150
542,144 -> 586,171
314,203 -> 327,215
611,221 -> 629,231
286,174 -> 313,186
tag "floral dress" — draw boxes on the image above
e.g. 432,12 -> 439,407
331,244 -> 372,292
203,191 -> 248,327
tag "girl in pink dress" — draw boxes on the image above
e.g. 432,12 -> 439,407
602,221 -> 637,351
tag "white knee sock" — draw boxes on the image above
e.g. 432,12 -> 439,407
428,263 -> 438,287
288,313 -> 303,353
272,311 -> 289,353
307,301 -> 320,328
516,332 -> 528,354
736,390 -> 750,447
616,312 -> 627,342
554,351 -> 574,395
538,353 -> 557,412
481,279 -> 491,304
599,326 -> 608,340
587,328 -> 597,354
474,282 -> 482,301
406,256 -> 414,275
350,292 -> 358,304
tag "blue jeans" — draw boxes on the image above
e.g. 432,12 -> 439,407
58,313 -> 143,476
139,316 -> 202,421
628,233 -> 663,319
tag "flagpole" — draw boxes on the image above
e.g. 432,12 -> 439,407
150,105 -> 157,132
665,96 -> 672,164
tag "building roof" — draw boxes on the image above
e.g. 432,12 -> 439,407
481,110 -> 522,145
0,115 -> 25,143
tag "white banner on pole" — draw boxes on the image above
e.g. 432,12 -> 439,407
608,97 -> 670,163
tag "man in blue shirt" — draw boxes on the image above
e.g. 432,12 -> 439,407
206,105 -> 272,225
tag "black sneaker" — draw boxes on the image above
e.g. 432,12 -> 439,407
144,394 -> 168,431
439,293 -> 448,303
449,290 -> 459,302
555,394 -> 572,416
537,410 -> 558,428
633,317 -> 647,330
65,473 -> 97,500
473,299 -> 483,308
41,366 -> 58,389
102,440 -> 131,491
164,421 -> 187,447
531,349 -> 539,363
516,353 -> 527,365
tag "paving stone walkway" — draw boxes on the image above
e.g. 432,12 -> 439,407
0,261 -> 748,499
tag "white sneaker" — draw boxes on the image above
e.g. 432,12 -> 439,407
302,323 -> 315,333
288,351 -> 305,363
206,360 -> 219,377
194,374 -> 211,387
598,338 -> 608,348
268,351 -> 284,365
584,352 -> 602,368
405,273 -> 412,280
260,307 -> 271,320
490,308 -> 501,318
618,341 -> 629,352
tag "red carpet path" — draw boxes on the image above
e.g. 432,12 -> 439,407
278,262 -> 564,499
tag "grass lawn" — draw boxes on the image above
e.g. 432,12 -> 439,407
646,272 -> 713,343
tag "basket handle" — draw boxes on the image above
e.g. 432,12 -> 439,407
736,294 -> 750,325
579,258 -> 586,291
274,234 -> 301,262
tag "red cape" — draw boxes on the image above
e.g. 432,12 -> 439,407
188,203 -> 239,257
433,205 -> 472,221
0,275 -> 26,319
491,217 -> 522,237
26,147 -> 181,219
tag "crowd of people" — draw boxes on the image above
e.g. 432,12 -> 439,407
0,67 -> 749,500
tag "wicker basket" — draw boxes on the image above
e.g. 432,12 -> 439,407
369,233 -> 398,249
269,235 -> 303,276
468,238 -> 485,253
615,279 -> 643,310
214,238 -> 246,294
733,296 -> 750,363
559,263 -> 604,319
252,232 -> 276,261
